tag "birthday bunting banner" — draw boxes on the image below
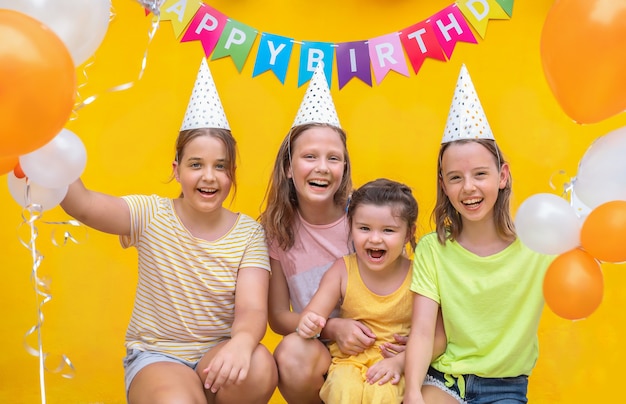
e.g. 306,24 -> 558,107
155,0 -> 514,89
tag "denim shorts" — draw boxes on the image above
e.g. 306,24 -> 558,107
122,349 -> 199,394
423,366 -> 528,404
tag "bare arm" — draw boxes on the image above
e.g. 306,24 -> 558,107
267,258 -> 299,336
203,266 -> 270,392
297,259 -> 344,338
60,179 -> 131,236
432,308 -> 447,359
404,294 -> 440,403
232,266 -> 271,345
269,256 -> 376,353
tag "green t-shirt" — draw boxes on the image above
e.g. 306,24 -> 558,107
411,232 -> 555,377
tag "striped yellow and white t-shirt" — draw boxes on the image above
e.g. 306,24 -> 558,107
119,194 -> 270,362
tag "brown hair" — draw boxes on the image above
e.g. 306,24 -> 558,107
260,123 -> 352,250
170,128 -> 238,199
347,178 -> 418,249
433,138 -> 515,245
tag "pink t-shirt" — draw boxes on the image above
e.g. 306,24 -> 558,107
269,213 -> 351,314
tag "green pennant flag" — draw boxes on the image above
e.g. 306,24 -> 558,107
211,19 -> 257,72
495,0 -> 514,17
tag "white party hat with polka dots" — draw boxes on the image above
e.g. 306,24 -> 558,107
181,58 -> 230,131
441,64 -> 494,143
292,64 -> 341,128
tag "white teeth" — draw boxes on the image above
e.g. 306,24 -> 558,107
309,180 -> 329,186
463,198 -> 481,205
199,188 -> 216,193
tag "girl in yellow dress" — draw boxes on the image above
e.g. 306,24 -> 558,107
297,178 -> 446,404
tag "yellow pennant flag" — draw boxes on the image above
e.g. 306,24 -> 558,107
457,0 -> 510,39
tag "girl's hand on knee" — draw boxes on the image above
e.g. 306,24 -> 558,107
366,359 -> 402,385
202,341 -> 250,393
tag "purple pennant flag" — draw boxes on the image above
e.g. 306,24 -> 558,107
336,41 -> 372,89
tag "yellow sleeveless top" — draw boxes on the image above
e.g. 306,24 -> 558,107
328,253 -> 412,359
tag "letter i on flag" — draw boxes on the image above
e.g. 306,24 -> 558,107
336,41 -> 372,89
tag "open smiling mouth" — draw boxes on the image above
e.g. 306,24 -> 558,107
462,198 -> 483,207
308,180 -> 329,188
368,249 -> 386,260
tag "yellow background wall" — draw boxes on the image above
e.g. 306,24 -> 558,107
1,0 -> 625,402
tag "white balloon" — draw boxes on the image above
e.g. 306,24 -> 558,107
515,193 -> 581,255
573,126 -> 626,209
0,0 -> 111,66
570,188 -> 592,221
20,129 -> 87,189
7,172 -> 68,212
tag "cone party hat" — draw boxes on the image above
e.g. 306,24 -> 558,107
292,64 -> 341,128
442,64 -> 494,143
181,58 -> 230,131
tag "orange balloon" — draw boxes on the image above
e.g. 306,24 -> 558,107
581,200 -> 626,263
543,248 -> 603,320
540,0 -> 626,124
0,155 -> 18,176
0,10 -> 76,157
13,162 -> 25,179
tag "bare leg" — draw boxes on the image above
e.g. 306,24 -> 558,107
196,341 -> 278,404
422,384 -> 463,404
274,333 -> 331,404
128,361 -> 206,404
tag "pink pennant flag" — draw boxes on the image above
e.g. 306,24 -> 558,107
431,4 -> 478,59
368,33 -> 410,85
180,3 -> 228,57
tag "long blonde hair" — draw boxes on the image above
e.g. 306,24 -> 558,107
433,139 -> 515,245
260,123 -> 352,250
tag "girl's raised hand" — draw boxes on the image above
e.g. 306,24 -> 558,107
297,312 -> 326,338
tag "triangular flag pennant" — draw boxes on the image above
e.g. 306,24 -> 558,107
156,0 -> 199,38
496,0 -> 515,17
180,3 -> 228,57
252,33 -> 294,84
211,19 -> 257,72
458,0 -> 510,39
432,4 -> 478,59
